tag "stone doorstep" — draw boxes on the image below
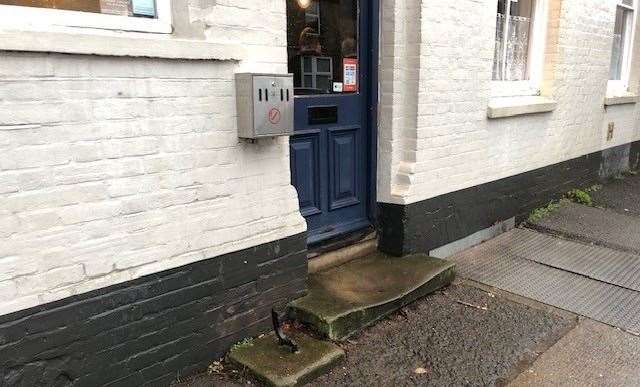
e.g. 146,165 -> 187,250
228,332 -> 345,387
287,253 -> 456,341
308,236 -> 378,274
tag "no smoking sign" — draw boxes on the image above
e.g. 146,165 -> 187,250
268,108 -> 281,125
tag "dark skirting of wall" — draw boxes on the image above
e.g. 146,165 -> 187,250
378,142 -> 640,256
630,141 -> 640,170
0,233 -> 307,387
600,142 -> 631,178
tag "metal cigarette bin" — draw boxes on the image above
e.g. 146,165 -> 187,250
235,73 -> 294,139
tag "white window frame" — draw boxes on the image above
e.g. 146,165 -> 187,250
491,0 -> 549,98
0,1 -> 172,34
608,0 -> 637,96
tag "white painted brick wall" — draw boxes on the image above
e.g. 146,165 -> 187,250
0,0 -> 305,316
378,0 -> 640,204
4,0 -> 640,315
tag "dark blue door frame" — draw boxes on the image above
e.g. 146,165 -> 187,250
290,0 -> 379,245
367,0 -> 380,228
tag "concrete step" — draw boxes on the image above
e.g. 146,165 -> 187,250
229,331 -> 344,387
287,253 -> 456,340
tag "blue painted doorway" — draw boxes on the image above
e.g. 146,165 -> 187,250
287,0 -> 374,244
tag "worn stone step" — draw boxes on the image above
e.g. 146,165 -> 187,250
287,253 -> 455,340
228,331 -> 344,387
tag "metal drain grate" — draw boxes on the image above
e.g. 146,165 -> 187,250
451,229 -> 640,335
476,229 -> 640,292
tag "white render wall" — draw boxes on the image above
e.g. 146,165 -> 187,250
378,0 -> 640,205
0,0 -> 305,316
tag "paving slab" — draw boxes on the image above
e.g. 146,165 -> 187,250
510,319 -> 640,387
528,201 -> 640,254
287,253 -> 455,340
450,229 -> 640,334
592,174 -> 640,216
228,331 -> 344,387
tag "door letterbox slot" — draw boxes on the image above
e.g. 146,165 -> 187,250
308,106 -> 338,125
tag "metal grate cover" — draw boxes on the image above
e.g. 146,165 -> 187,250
451,229 -> 640,335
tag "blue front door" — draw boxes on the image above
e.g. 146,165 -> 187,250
287,0 -> 372,244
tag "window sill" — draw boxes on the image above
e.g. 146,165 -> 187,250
487,96 -> 557,119
604,93 -> 638,106
0,28 -> 245,61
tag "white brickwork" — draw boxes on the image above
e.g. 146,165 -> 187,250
378,0 -> 640,204
3,0 -> 640,316
0,0 -> 305,316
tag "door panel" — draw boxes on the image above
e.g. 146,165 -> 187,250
290,131 -> 322,217
287,0 -> 371,243
328,126 -> 359,211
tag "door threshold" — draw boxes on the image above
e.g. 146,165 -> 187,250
308,227 -> 377,273
307,219 -> 371,246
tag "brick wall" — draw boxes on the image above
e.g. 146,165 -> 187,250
378,0 -> 640,206
0,0 -> 306,316
379,148 -> 604,256
0,233 -> 306,386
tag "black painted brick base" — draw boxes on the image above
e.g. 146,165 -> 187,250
631,141 -> 640,170
377,142 -> 640,256
0,233 -> 307,387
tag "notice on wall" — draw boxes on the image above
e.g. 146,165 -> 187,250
100,0 -> 130,16
131,0 -> 156,16
343,58 -> 358,92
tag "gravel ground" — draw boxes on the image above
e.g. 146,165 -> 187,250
315,283 -> 574,386
178,283 -> 575,386
591,173 -> 640,216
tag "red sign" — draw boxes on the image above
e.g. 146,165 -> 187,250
343,58 -> 358,92
268,108 -> 281,124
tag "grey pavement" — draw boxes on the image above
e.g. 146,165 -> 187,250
592,173 -> 640,217
510,319 -> 640,387
454,173 -> 640,386
529,201 -> 640,255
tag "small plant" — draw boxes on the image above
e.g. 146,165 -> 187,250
566,189 -> 592,206
528,201 -> 561,223
207,360 -> 225,375
231,337 -> 254,351
587,184 -> 602,192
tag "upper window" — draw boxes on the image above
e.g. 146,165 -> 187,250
493,0 -> 536,81
610,0 -> 636,84
491,0 -> 548,97
0,0 -> 172,33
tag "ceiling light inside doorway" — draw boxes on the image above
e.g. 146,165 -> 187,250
297,0 -> 312,9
